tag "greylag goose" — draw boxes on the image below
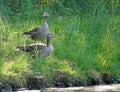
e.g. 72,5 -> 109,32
16,34 -> 55,57
23,12 -> 50,41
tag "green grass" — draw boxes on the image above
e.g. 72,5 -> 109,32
0,14 -> 120,86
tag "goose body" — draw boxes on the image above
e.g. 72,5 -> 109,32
17,34 -> 55,57
23,12 -> 50,41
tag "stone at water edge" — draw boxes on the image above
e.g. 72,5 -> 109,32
1,86 -> 13,92
55,82 -> 65,88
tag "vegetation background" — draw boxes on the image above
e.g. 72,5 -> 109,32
0,0 -> 120,88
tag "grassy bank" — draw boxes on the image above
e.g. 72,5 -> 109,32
0,13 -> 120,87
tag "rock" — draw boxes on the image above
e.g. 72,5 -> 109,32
112,79 -> 118,84
37,85 -> 46,91
111,78 -> 120,84
0,82 -> 3,90
80,80 -> 88,86
71,78 -> 82,87
15,88 -> 27,91
1,86 -> 13,92
65,82 -> 73,87
88,70 -> 104,85
117,79 -> 120,83
55,82 -> 65,88
101,72 -> 112,84
27,75 -> 46,90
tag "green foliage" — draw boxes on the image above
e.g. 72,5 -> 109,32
1,0 -> 120,20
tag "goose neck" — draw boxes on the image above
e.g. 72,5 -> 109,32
47,37 -> 50,46
44,17 -> 48,23
43,17 -> 48,28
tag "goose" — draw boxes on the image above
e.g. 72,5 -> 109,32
16,34 -> 55,58
23,12 -> 50,41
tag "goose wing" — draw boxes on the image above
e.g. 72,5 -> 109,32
23,27 -> 41,35
16,43 -> 46,53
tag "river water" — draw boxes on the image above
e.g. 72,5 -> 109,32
15,84 -> 120,92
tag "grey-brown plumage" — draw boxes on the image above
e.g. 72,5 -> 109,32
16,34 -> 55,57
23,12 -> 50,41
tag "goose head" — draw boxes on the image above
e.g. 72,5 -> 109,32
47,33 -> 55,38
43,12 -> 49,18
47,33 -> 55,46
